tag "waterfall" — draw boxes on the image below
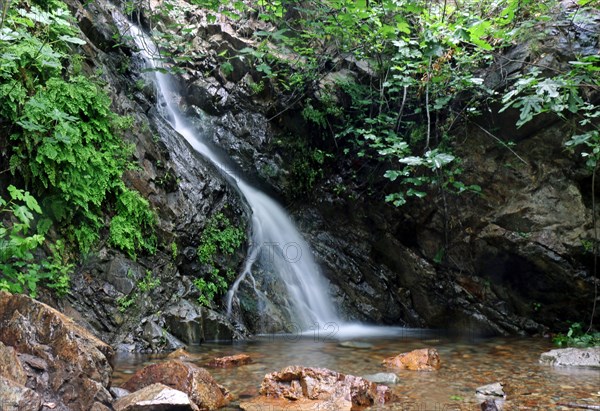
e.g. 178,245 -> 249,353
120,19 -> 339,331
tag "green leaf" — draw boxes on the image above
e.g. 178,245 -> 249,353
58,35 -> 86,45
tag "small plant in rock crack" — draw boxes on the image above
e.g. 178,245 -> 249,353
194,212 -> 245,306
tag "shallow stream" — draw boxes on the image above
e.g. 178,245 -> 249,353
111,330 -> 600,410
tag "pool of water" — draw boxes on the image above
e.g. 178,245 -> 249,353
111,330 -> 600,410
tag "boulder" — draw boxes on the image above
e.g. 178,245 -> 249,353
121,360 -> 231,410
0,291 -> 114,410
253,365 -> 390,410
539,347 -> 600,367
114,383 -> 200,411
382,348 -> 441,371
207,354 -> 252,367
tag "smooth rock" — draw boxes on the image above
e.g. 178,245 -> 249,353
114,383 -> 200,411
539,347 -> 600,368
476,382 -> 505,397
207,354 -> 252,367
121,360 -> 230,410
362,372 -> 399,384
338,341 -> 373,349
382,348 -> 441,371
258,365 -> 390,408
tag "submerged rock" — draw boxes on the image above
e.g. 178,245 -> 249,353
166,348 -> 193,361
0,291 -> 114,411
539,347 -> 600,368
114,383 -> 200,411
362,372 -> 399,384
254,365 -> 390,409
338,341 -> 373,349
207,353 -> 252,367
383,348 -> 441,371
121,360 -> 231,410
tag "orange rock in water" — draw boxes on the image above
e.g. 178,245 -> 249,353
122,360 -> 231,410
382,348 -> 441,371
207,353 -> 252,368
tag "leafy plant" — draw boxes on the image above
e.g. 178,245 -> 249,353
0,0 -> 157,260
553,323 -> 600,347
0,186 -> 72,297
194,212 -> 245,306
109,185 -> 157,260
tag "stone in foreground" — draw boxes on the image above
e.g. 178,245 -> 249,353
382,348 -> 441,371
0,376 -> 42,411
539,347 -> 600,368
0,291 -> 114,411
207,354 -> 252,367
114,383 -> 200,411
476,382 -> 505,397
122,359 -> 231,410
243,365 -> 390,411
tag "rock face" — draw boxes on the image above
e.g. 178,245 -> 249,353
53,0 -> 250,351
114,383 -> 200,411
382,348 -> 441,371
539,347 -> 600,368
50,0 -> 599,344
0,291 -> 114,411
256,365 -> 390,409
121,360 -> 231,410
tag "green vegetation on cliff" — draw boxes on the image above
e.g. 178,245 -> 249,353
0,0 -> 156,296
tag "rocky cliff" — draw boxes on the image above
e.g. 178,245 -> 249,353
28,0 -> 600,348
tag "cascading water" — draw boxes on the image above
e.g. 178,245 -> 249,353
119,18 -> 339,331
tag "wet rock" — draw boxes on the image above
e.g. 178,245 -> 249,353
539,347 -> 600,368
0,292 -> 114,411
481,399 -> 500,411
362,372 -> 399,384
0,376 -> 42,411
121,360 -> 231,409
476,382 -> 505,397
383,348 -> 441,371
164,299 -> 246,345
114,383 -> 200,411
207,354 -> 252,367
257,365 -> 390,408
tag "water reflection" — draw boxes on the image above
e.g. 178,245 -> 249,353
112,334 -> 600,410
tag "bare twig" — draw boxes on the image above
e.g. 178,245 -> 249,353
588,162 -> 598,333
425,56 -> 432,151
471,122 -> 529,166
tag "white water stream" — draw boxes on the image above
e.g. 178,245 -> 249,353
122,20 -> 340,331
116,17 -> 411,339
